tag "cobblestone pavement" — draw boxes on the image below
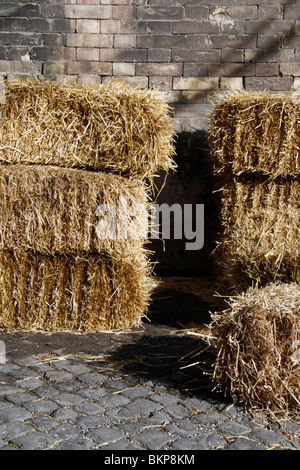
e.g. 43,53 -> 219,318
0,279 -> 299,452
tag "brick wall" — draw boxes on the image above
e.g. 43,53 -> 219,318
0,0 -> 299,132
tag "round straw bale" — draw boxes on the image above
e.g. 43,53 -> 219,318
0,78 -> 176,180
209,282 -> 300,413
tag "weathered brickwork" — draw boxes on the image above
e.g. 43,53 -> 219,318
0,0 -> 299,131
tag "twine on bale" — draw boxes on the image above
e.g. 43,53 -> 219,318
209,283 -> 300,416
0,78 -> 176,181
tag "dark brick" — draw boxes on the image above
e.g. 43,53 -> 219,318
67,61 -> 112,75
245,20 -> 294,34
0,3 -> 40,18
0,18 -> 28,32
185,35 -> 210,49
137,6 -> 184,21
136,34 -> 185,49
145,21 -> 172,34
51,19 -> 76,33
172,20 -> 219,34
172,49 -> 219,63
148,49 -> 171,62
100,48 -> 147,63
41,4 -> 65,18
221,48 -> 244,63
5,46 -> 30,60
244,76 -> 293,91
0,32 -> 42,46
28,18 -> 52,32
284,5 -> 300,19
43,62 -> 65,75
31,46 -> 66,61
183,63 -> 206,77
42,33 -> 65,46
258,6 -> 283,20
210,34 -> 257,49
255,63 -> 279,76
185,6 -> 209,20
136,62 -> 181,76
207,63 -> 255,77
0,47 -> 6,60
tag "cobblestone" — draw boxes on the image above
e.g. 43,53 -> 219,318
0,316 -> 299,452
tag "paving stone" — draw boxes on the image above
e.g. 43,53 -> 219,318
0,364 -> 20,374
77,388 -> 108,400
9,431 -> 58,450
24,398 -> 59,414
33,385 -> 58,399
164,420 -> 200,437
76,415 -> 110,431
0,406 -> 32,422
17,377 -> 44,389
73,401 -> 105,415
247,429 -> 287,447
172,432 -> 227,450
87,427 -> 125,445
142,410 -> 172,425
104,406 -> 141,422
51,423 -> 81,440
51,392 -> 86,408
150,392 -> 181,406
218,421 -> 251,436
126,398 -> 162,416
52,407 -> 78,421
122,386 -> 152,399
43,370 -> 74,384
4,392 -> 37,405
58,364 -> 91,375
193,410 -> 228,425
76,415 -> 109,430
162,403 -> 190,419
132,429 -> 176,450
0,422 -> 32,440
29,416 -> 60,432
77,372 -> 107,386
225,438 -> 265,450
99,394 -> 130,409
0,385 -> 23,396
58,438 -> 95,450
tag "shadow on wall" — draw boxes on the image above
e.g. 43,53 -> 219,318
149,130 -> 220,276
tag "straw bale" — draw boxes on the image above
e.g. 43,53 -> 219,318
0,164 -> 149,256
208,91 -> 300,178
0,249 -> 154,332
0,78 -> 175,180
213,176 -> 300,291
209,282 -> 300,413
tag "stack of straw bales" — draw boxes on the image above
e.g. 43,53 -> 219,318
208,91 -> 300,413
0,78 -> 175,332
208,91 -> 300,292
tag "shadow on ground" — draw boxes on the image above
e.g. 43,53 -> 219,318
103,286 -> 228,404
